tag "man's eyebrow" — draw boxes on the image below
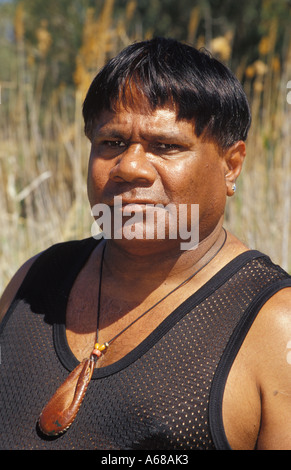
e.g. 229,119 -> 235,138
141,130 -> 196,146
92,128 -> 127,140
146,131 -> 193,142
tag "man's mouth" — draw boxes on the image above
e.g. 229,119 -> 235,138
107,196 -> 163,209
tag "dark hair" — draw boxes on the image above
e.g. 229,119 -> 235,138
83,37 -> 251,148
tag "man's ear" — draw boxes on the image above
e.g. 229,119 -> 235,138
223,140 -> 246,196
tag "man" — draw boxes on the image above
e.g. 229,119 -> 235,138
1,37 -> 291,450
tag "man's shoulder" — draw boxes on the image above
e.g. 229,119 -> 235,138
0,237 -> 99,323
0,254 -> 39,323
246,286 -> 291,380
259,286 -> 291,335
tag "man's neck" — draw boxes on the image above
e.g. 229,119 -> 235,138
101,221 -> 226,291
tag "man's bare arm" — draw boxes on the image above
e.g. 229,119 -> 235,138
253,288 -> 291,449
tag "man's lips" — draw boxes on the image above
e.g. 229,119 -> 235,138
107,197 -> 164,207
121,200 -> 157,206
112,201 -> 159,214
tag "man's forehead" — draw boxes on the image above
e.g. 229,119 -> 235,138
93,105 -> 194,132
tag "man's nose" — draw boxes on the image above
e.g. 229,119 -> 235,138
109,144 -> 157,184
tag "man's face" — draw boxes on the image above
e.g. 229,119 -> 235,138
87,102 -> 229,250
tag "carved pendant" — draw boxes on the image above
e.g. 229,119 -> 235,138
38,354 -> 96,436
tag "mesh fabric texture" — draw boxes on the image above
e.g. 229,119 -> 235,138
1,238 -> 290,450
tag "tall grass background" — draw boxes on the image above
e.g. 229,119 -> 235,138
0,1 -> 291,295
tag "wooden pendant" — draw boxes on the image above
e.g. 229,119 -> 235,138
38,355 -> 96,436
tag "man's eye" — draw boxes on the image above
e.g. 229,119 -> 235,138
104,140 -> 126,148
155,143 -> 180,151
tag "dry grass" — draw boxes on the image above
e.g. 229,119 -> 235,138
225,28 -> 291,272
0,2 -> 291,295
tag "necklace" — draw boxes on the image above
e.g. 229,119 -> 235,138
38,229 -> 227,437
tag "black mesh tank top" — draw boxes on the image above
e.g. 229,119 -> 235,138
1,238 -> 291,450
